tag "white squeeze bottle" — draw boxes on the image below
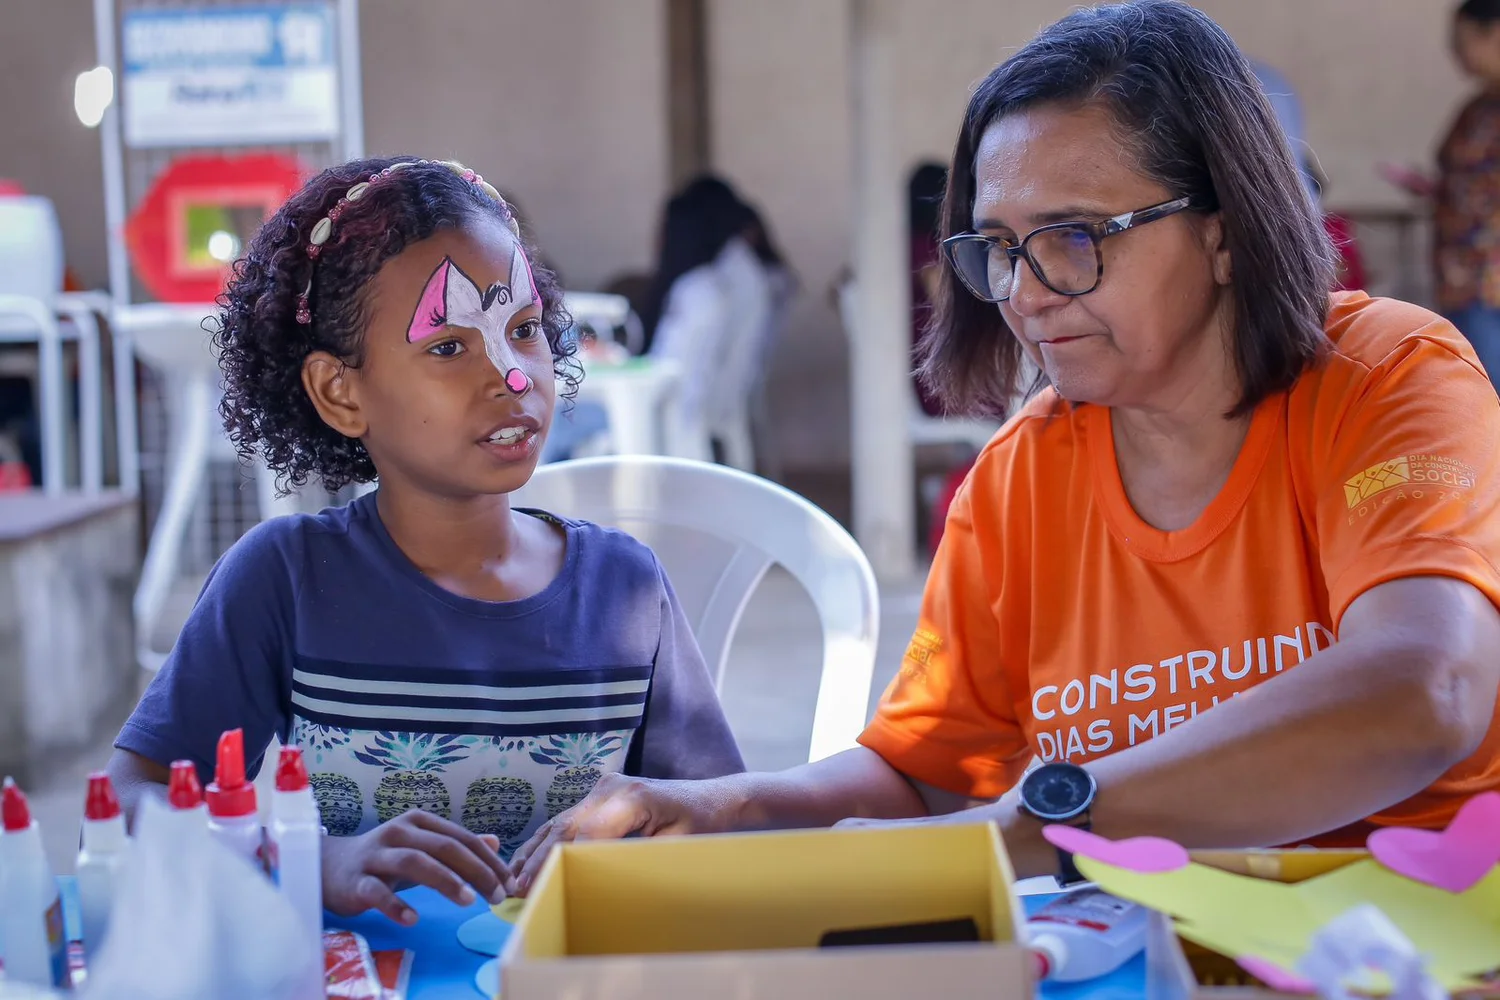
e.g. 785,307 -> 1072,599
267,745 -> 324,1000
205,728 -> 265,871
1027,886 -> 1148,983
0,777 -> 67,989
77,771 -> 129,962
166,758 -> 210,829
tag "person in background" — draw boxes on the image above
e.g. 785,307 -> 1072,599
642,176 -> 790,465
1383,0 -> 1500,377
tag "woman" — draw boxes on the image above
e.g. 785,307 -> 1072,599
510,0 -> 1500,890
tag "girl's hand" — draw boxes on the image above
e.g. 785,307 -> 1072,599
508,773 -> 735,895
322,809 -> 515,924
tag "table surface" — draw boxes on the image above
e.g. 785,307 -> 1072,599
326,888 -> 1148,1000
62,878 -> 1145,998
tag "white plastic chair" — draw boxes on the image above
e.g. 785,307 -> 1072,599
0,196 -> 119,494
512,455 -> 880,762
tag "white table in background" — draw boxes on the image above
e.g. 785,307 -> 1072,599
573,356 -> 683,456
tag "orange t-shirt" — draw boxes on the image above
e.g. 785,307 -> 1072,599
860,291 -> 1500,832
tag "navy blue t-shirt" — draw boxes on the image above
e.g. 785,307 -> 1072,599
117,494 -> 743,852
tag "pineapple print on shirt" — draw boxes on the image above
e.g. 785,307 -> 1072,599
530,733 -> 626,817
353,732 -> 474,823
289,719 -> 633,848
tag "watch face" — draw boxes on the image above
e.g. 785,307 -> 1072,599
1021,764 -> 1096,822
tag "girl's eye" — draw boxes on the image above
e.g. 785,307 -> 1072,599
511,319 -> 543,342
427,339 -> 465,358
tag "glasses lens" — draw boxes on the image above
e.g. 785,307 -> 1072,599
1027,226 -> 1100,295
950,237 -> 1014,302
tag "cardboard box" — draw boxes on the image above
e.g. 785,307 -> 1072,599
499,822 -> 1033,1000
1145,849 -> 1371,1000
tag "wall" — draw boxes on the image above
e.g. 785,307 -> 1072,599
706,0 -> 852,471
360,0 -> 669,291
0,0 -> 668,295
0,0 -> 110,290
706,0 -> 1470,471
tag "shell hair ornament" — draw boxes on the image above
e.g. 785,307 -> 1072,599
295,159 -> 517,325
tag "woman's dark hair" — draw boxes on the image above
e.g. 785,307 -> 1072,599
909,162 -> 948,242
1458,0 -> 1500,25
921,0 -> 1336,417
214,155 -> 578,492
640,174 -> 761,349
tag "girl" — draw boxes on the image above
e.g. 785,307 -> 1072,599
105,157 -> 743,926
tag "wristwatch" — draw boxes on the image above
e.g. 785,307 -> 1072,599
1017,762 -> 1097,886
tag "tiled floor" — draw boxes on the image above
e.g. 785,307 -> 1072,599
26,567 -> 927,874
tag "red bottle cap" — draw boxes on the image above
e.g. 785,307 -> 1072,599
84,771 -> 122,821
275,746 -> 310,792
205,728 -> 257,818
168,759 -> 204,810
2,777 -> 31,832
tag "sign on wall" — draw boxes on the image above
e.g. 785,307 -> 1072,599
121,4 -> 339,148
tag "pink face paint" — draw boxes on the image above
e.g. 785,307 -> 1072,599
403,244 -> 541,396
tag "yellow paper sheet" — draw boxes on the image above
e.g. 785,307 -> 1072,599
1076,855 -> 1500,991
493,897 -> 526,923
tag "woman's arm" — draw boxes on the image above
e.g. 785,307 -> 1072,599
979,576 -> 1500,877
510,747 -> 969,890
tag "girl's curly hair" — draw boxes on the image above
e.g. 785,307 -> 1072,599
214,155 -> 579,493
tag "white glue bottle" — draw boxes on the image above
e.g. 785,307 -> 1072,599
77,771 -> 129,962
268,746 -> 325,1000
167,758 -> 210,828
205,728 -> 264,872
0,777 -> 67,988
1026,886 -> 1148,983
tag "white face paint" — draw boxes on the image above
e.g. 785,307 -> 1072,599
405,244 -> 541,394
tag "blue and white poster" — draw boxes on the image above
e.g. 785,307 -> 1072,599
121,4 -> 339,147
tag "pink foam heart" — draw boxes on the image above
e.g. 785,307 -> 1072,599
1042,825 -> 1190,873
1368,791 -> 1500,893
1238,955 -> 1317,994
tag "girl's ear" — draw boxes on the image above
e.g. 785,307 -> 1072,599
302,351 -> 367,439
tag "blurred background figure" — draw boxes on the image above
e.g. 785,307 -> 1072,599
1383,0 -> 1500,376
642,175 -> 792,469
908,163 -> 947,419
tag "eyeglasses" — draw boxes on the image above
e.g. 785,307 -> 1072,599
941,196 -> 1196,303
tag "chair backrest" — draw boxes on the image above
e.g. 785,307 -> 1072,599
0,197 -> 64,299
512,455 -> 879,762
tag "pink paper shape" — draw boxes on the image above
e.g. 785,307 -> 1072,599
1367,791 -> 1500,893
1041,825 -> 1190,873
1237,955 -> 1318,994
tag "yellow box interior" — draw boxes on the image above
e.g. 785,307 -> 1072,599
514,823 -> 1021,959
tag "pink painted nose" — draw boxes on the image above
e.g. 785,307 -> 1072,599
504,368 -> 531,395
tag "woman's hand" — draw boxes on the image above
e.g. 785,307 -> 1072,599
322,809 -> 514,924
509,773 -> 742,895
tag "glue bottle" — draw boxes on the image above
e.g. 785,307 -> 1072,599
167,758 -> 209,827
77,771 -> 129,962
205,729 -> 264,872
1026,886 -> 1148,983
268,746 -> 325,1000
0,778 -> 67,988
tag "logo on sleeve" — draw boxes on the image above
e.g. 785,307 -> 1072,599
899,628 -> 943,686
1343,455 -> 1476,509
